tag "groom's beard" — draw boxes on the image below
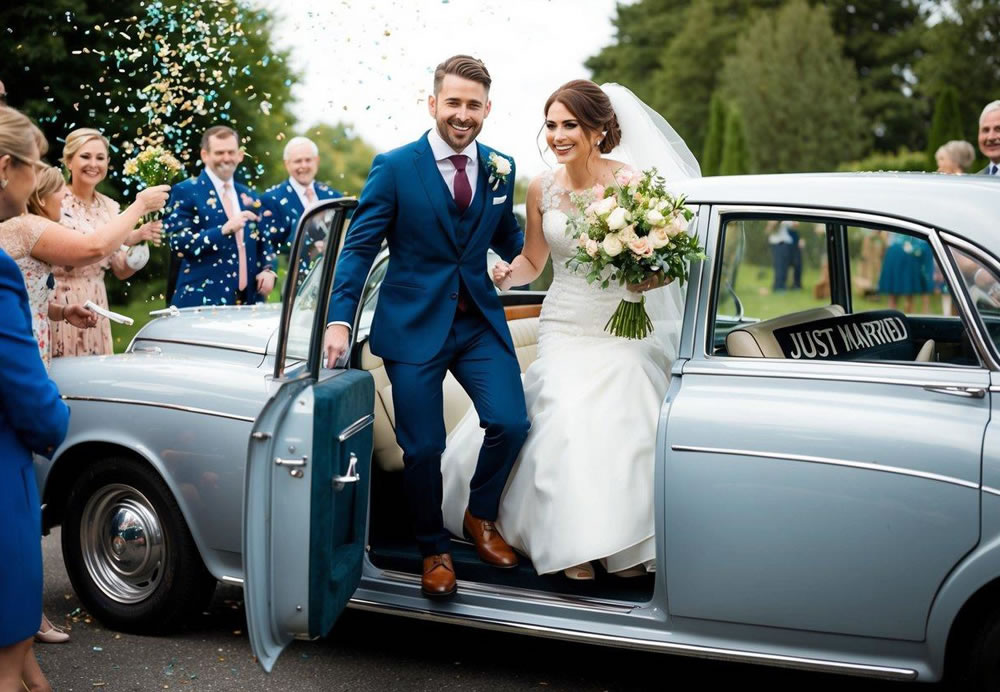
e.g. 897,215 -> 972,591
437,117 -> 482,151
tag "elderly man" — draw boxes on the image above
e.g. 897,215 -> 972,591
166,125 -> 276,307
978,100 -> 1000,176
260,136 -> 342,257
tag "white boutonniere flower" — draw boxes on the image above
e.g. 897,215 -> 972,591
487,152 -> 511,190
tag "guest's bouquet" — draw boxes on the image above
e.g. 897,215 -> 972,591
122,145 -> 185,269
565,167 -> 704,340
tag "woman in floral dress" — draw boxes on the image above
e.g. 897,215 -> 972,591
50,128 -> 162,357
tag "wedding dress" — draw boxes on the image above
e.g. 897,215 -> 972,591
440,168 -> 674,575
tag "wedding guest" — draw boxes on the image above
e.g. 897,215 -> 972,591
878,232 -> 933,314
166,125 -> 276,307
51,128 -> 162,357
260,136 -> 342,256
0,108 -> 168,366
935,140 -> 976,174
0,244 -> 69,692
978,100 -> 1000,175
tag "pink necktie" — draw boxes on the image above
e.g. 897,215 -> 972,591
222,182 -> 248,291
304,185 -> 316,206
449,155 -> 471,212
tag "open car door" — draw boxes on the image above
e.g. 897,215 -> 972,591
243,198 -> 374,672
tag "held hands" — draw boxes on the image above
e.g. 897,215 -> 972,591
255,270 -> 276,296
323,324 -> 350,369
627,273 -> 674,293
128,220 -> 163,247
135,185 -> 171,215
63,303 -> 99,329
222,210 -> 259,236
492,260 -> 514,290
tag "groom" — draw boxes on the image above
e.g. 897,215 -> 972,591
324,55 -> 529,599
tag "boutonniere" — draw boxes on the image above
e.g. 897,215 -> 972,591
487,152 -> 511,190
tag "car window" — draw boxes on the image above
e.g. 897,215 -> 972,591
712,215 -> 979,366
949,246 -> 1000,357
284,211 -> 335,365
356,252 -> 388,342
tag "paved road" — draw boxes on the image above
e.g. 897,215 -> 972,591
36,529 -> 949,691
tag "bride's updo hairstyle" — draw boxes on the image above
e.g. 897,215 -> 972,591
544,80 -> 621,154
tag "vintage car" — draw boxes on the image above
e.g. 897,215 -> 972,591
37,174 -> 1000,688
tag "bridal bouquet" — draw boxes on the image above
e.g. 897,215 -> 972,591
122,145 -> 185,269
566,167 -> 704,339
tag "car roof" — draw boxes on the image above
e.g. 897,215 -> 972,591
673,173 -> 999,248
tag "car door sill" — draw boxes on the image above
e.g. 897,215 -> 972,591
347,597 -> 918,682
369,568 -> 638,613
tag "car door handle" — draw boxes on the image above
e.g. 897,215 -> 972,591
333,453 -> 360,490
923,385 -> 986,399
274,456 -> 308,467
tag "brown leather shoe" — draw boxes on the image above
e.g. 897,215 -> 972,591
463,509 -> 519,568
421,553 -> 457,598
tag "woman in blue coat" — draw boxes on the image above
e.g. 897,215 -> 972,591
0,244 -> 69,685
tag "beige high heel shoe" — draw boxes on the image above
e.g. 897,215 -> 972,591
563,562 -> 596,580
34,614 -> 69,644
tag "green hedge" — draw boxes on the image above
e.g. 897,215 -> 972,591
837,148 -> 931,173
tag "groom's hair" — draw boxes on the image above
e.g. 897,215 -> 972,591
433,55 -> 491,95
201,125 -> 240,151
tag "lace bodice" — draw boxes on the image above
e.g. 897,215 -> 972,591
535,169 -> 631,344
0,214 -> 52,365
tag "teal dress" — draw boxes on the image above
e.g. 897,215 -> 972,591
878,234 -> 934,296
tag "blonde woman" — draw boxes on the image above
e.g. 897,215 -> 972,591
0,110 -> 168,366
935,140 -> 976,174
51,128 -> 163,357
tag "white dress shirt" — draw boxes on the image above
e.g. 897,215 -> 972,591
204,167 -> 242,216
427,126 -> 478,196
990,163 -> 999,176
288,177 -> 318,209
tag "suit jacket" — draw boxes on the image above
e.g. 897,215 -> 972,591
328,132 -> 523,365
979,164 -> 998,175
260,179 -> 342,256
166,171 -> 273,307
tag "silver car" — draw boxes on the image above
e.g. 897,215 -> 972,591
38,175 -> 1000,688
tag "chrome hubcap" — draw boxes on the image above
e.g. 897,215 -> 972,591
80,484 -> 165,604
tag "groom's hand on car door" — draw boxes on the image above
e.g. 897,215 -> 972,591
323,324 -> 350,368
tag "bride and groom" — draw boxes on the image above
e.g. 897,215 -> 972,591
324,54 -> 698,598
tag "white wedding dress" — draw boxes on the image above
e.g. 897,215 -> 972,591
440,168 -> 674,575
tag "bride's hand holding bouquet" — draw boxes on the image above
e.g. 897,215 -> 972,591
566,167 -> 704,339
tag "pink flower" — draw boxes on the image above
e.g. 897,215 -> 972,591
628,236 -> 654,257
591,183 -> 606,198
615,168 -> 636,187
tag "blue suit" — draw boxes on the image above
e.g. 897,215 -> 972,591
260,179 -> 342,256
0,249 -> 69,647
328,132 -> 528,556
166,171 -> 274,307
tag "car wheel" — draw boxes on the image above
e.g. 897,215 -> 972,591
61,456 -> 216,633
964,607 -> 1000,691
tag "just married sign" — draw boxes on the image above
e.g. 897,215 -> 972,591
772,310 -> 916,361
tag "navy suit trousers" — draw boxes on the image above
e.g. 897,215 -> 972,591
383,307 -> 529,556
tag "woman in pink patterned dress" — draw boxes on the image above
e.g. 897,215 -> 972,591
50,128 -> 163,357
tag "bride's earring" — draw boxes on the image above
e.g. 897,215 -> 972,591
0,179 -> 7,190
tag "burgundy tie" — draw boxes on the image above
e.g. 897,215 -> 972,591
449,155 -> 472,212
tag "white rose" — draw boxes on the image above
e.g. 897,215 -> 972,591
491,153 -> 512,175
602,234 -> 624,256
618,223 -> 639,245
649,227 -> 671,249
594,196 -> 618,217
585,239 -> 600,257
578,232 -> 590,248
666,213 -> 689,237
645,209 -> 666,226
656,199 -> 671,212
606,206 -> 629,230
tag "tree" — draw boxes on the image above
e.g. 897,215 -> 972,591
304,123 -> 377,197
916,0 -> 1000,153
718,107 -> 751,176
701,93 -> 728,176
718,0 -> 868,173
926,87 -> 965,167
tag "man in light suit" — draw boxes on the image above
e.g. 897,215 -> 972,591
978,100 -> 1000,176
324,55 -> 528,599
166,126 -> 276,307
260,136 -> 342,258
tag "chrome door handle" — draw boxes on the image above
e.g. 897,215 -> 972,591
333,453 -> 360,490
923,385 -> 986,399
274,456 -> 308,467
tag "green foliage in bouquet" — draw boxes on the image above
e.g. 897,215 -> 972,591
565,167 -> 705,339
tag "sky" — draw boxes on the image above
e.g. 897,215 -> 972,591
265,0 -> 623,179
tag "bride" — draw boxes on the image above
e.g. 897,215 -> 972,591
440,80 -> 700,579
